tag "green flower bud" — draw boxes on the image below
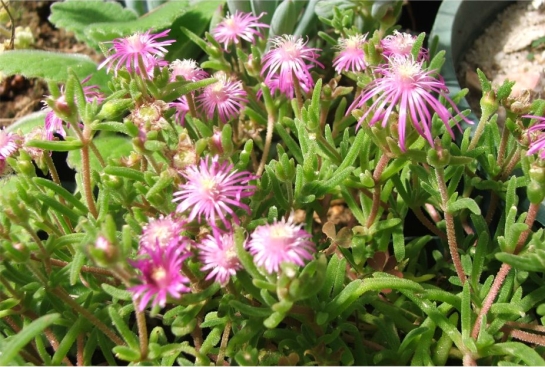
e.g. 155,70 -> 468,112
88,236 -> 119,266
527,180 -> 545,204
480,90 -> 498,117
427,148 -> 451,167
96,99 -> 134,121
101,173 -> 124,190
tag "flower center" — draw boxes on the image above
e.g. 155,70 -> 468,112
151,266 -> 167,286
200,177 -> 219,199
126,34 -> 145,53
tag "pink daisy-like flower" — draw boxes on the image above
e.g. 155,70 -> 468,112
139,215 -> 186,252
212,11 -> 269,50
98,29 -> 174,78
129,243 -> 191,311
196,72 -> 247,123
169,59 -> 209,82
333,34 -> 368,73
170,96 -> 190,126
381,30 -> 426,60
246,216 -> 316,274
349,55 -> 470,151
198,232 -> 241,285
0,128 -> 19,159
525,115 -> 545,159
261,35 -> 324,98
172,155 -> 256,230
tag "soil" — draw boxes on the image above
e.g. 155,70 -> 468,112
458,1 -> 545,116
0,1 -> 99,125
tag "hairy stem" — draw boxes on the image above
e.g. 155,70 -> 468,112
435,167 -> 466,284
412,206 -> 448,240
257,114 -> 274,176
366,154 -> 390,227
471,202 -> 539,339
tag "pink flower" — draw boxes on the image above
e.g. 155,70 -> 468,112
129,243 -> 191,311
198,232 -> 241,285
172,155 -> 256,231
0,128 -> 19,159
170,96 -> 190,126
169,59 -> 209,82
246,216 -> 315,274
349,55 -> 469,151
212,11 -> 268,50
196,72 -> 247,123
139,215 -> 187,251
333,34 -> 368,73
381,30 -> 426,60
98,29 -> 174,77
261,35 -> 323,98
525,115 -> 545,159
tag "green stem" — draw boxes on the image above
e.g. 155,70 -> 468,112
50,287 -> 125,346
467,108 -> 494,151
435,166 -> 466,284
366,154 -> 390,227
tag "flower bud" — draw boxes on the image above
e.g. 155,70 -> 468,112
88,236 -> 119,266
96,99 -> 133,120
527,180 -> 545,204
480,90 -> 498,117
427,148 -> 451,167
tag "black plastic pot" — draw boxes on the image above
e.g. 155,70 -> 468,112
430,0 -> 515,119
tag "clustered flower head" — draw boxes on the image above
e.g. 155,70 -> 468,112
169,59 -> 209,82
261,35 -> 324,98
0,128 -> 19,160
196,72 -> 248,123
172,155 -> 256,231
212,11 -> 269,50
98,29 -> 174,77
349,55 -> 468,151
333,33 -> 368,73
246,215 -> 316,274
130,242 -> 191,311
139,215 -> 186,251
381,30 -> 426,60
197,232 -> 241,285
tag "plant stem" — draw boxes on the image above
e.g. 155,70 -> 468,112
257,114 -> 274,176
412,206 -> 448,240
366,154 -> 390,227
80,126 -> 98,218
468,108 -> 494,151
216,321 -> 231,366
50,287 -> 125,346
471,202 -> 539,339
133,299 -> 149,360
435,166 -> 466,284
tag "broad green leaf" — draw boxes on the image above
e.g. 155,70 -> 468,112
6,111 -> 46,134
0,50 -> 108,87
67,135 -> 133,172
0,314 -> 61,365
49,0 -> 138,49
84,1 -> 190,42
